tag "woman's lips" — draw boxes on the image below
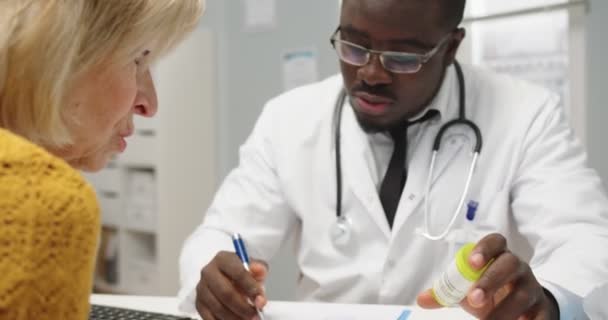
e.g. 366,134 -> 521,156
117,130 -> 133,153
118,137 -> 127,152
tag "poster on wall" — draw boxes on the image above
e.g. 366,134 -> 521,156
468,0 -> 570,117
244,0 -> 277,32
281,48 -> 319,92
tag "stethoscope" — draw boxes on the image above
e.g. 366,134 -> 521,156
330,61 -> 483,248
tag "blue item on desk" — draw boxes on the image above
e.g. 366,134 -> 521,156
396,309 -> 411,320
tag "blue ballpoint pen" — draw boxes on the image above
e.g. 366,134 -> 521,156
232,233 -> 266,320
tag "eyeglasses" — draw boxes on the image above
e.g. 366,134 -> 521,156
330,29 -> 453,74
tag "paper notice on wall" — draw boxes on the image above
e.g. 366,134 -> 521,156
244,0 -> 277,31
281,48 -> 319,92
468,0 -> 571,120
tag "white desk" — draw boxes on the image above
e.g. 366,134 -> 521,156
90,294 -> 474,320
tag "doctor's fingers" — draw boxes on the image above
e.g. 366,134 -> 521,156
249,260 -> 269,283
470,233 -> 508,269
196,282 -> 246,320
214,251 -> 266,300
528,301 -> 559,320
482,276 -> 547,320
468,250 -> 528,308
194,286 -> 222,320
198,270 -> 260,320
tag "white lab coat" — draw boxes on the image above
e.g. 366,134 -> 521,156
179,64 -> 608,319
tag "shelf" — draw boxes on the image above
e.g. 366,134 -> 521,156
93,277 -> 125,295
84,166 -> 122,193
97,191 -> 123,228
122,259 -> 159,295
124,231 -> 157,263
125,169 -> 157,233
119,132 -> 158,167
121,232 -> 158,294
94,227 -> 121,293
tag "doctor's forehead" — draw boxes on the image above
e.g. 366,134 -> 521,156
340,0 -> 448,40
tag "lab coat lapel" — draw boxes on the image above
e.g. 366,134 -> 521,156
391,67 -> 466,235
391,126 -> 467,236
341,105 -> 392,239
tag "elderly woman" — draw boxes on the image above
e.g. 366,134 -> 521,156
0,1 -> 204,319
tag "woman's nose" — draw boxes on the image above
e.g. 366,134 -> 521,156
133,69 -> 158,117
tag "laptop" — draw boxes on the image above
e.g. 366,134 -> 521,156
89,304 -> 195,320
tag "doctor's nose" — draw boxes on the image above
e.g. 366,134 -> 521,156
357,54 -> 392,87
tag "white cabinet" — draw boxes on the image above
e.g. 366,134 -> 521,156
84,165 -> 122,193
120,232 -> 158,294
97,191 -> 123,228
126,170 -> 157,233
86,27 -> 216,295
120,132 -> 159,167
459,0 -> 588,145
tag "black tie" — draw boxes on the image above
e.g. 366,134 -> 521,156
379,110 -> 439,228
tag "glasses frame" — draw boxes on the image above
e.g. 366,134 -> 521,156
330,28 -> 455,74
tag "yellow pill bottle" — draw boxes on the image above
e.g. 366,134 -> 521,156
432,243 -> 492,307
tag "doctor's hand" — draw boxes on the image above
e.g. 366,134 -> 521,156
195,251 -> 268,320
417,234 -> 560,320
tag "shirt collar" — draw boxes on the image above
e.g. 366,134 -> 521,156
366,65 -> 457,142
409,64 -> 456,123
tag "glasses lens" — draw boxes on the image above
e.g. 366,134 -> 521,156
335,41 -> 368,66
382,53 -> 423,74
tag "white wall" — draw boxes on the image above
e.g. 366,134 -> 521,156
586,0 -> 608,185
217,1 -> 341,178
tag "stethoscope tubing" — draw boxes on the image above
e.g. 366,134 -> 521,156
332,61 -> 482,242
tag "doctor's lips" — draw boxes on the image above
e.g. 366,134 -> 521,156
352,91 -> 396,116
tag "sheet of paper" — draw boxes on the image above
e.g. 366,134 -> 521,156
261,301 -> 410,320
281,48 -> 319,92
179,300 -> 472,320
244,0 -> 276,31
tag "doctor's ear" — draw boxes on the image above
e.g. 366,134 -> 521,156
444,28 -> 466,67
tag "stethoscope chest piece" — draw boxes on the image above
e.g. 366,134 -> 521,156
330,215 -> 353,249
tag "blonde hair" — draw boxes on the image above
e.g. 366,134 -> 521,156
0,0 -> 205,147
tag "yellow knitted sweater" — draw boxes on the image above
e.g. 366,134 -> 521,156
0,128 -> 100,320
